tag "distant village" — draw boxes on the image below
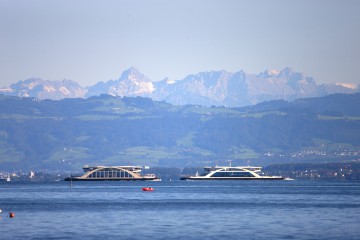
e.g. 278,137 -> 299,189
261,147 -> 360,180
264,147 -> 360,160
264,160 -> 360,180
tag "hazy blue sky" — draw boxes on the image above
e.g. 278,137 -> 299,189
1,0 -> 359,87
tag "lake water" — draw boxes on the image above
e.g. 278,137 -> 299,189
1,180 -> 359,239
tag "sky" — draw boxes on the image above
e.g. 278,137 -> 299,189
0,0 -> 359,87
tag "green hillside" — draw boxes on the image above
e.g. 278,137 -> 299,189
0,93 -> 359,171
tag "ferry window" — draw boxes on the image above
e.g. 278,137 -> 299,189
213,172 -> 226,177
212,172 -> 254,177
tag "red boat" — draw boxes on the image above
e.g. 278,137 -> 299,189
142,187 -> 154,191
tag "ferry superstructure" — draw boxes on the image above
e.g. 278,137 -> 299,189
64,165 -> 160,181
180,165 -> 285,180
0,175 -> 11,182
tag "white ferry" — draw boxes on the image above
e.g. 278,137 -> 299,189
0,176 -> 11,182
64,165 -> 160,181
180,165 -> 285,180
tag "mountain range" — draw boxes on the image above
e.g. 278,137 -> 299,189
1,67 -> 358,107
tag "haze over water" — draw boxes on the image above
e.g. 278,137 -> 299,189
1,180 -> 360,239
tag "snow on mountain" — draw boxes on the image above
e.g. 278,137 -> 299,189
1,67 -> 359,107
319,82 -> 359,95
335,83 -> 358,90
152,68 -> 324,107
152,70 -> 232,106
0,78 -> 86,100
85,67 -> 154,98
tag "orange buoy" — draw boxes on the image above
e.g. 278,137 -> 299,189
9,212 -> 15,218
142,187 -> 154,191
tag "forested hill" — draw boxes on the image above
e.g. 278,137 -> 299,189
0,93 -> 359,171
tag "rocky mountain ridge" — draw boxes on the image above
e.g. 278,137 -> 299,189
1,67 -> 358,107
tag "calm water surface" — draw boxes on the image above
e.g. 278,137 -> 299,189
0,180 -> 359,239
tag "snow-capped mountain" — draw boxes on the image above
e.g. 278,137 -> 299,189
85,67 -> 154,98
152,67 -> 358,107
153,70 -> 233,106
0,78 -> 86,100
1,67 -> 358,106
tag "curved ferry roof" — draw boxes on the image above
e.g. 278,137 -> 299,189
82,166 -> 143,172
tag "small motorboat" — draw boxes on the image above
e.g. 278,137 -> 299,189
142,187 -> 154,191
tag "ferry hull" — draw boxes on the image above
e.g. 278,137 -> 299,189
180,176 -> 285,180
